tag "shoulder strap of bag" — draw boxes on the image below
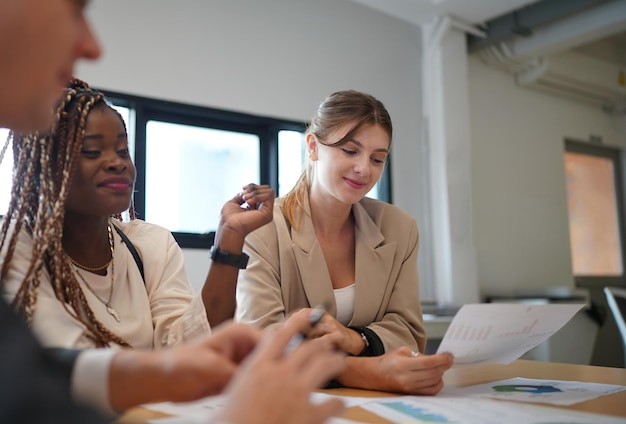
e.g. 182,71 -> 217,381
112,224 -> 146,286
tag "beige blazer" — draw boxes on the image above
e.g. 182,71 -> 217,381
235,196 -> 426,353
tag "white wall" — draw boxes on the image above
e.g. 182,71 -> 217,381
467,54 -> 626,364
77,1 -> 626,316
468,53 -> 626,298
77,0 -> 423,292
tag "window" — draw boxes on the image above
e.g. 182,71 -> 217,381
278,130 -> 307,196
0,92 -> 392,247
144,121 -> 260,233
564,139 -> 626,287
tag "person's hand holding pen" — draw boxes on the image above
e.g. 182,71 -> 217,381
304,308 -> 370,356
215,309 -> 346,424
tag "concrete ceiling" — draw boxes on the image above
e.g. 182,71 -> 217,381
346,0 -> 541,26
574,30 -> 626,67
346,0 -> 626,67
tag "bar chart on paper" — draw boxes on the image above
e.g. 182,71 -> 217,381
360,396 -> 626,424
369,400 -> 452,422
436,303 -> 584,365
445,319 -> 539,341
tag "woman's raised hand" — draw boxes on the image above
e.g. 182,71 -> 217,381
217,183 -> 275,241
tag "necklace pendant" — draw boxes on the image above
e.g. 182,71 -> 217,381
106,303 -> 121,322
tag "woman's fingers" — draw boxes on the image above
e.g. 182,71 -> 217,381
241,183 -> 275,208
255,308 -> 323,360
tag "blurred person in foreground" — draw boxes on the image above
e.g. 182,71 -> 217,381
0,1 -> 345,423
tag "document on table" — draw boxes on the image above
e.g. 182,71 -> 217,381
435,303 -> 584,366
359,395 -> 626,424
143,389 -> 625,424
443,377 -> 626,405
144,392 -> 374,424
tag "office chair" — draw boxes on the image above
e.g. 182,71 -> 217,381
603,286 -> 626,368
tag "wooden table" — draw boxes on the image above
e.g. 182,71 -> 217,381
119,359 -> 626,423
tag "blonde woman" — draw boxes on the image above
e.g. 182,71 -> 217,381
235,90 -> 454,395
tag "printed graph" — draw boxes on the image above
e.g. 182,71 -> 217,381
445,319 -> 540,342
376,401 -> 455,423
445,324 -> 492,341
492,384 -> 562,394
361,394 -> 626,424
445,377 -> 626,406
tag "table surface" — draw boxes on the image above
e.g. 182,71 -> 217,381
118,359 -> 626,423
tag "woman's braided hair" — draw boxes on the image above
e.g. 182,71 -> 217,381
0,78 -> 134,347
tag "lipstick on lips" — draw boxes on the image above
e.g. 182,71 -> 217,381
344,177 -> 366,190
98,177 -> 132,191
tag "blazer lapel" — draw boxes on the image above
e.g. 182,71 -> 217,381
291,198 -> 337,316
351,201 -> 395,325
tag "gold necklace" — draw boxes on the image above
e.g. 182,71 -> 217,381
66,225 -> 120,322
68,256 -> 112,273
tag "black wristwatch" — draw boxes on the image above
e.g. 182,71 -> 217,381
210,247 -> 249,269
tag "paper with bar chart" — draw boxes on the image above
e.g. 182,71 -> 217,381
436,303 -> 585,366
443,377 -> 626,405
359,395 -> 626,424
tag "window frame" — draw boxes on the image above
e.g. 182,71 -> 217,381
565,139 -> 626,289
100,90 -> 392,248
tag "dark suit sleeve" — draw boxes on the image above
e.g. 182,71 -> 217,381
348,325 -> 385,356
0,297 -> 107,423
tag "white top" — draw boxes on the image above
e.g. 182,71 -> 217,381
2,219 -> 210,349
334,283 -> 356,326
73,349 -> 117,416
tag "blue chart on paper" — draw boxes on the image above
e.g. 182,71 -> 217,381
380,401 -> 452,422
492,384 -> 562,394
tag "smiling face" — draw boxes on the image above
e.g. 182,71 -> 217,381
307,122 -> 390,206
65,105 -> 136,218
0,0 -> 101,132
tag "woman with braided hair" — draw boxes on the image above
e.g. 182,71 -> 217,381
0,2 -> 345,422
0,78 -> 275,349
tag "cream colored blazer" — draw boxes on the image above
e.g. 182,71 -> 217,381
235,196 -> 426,353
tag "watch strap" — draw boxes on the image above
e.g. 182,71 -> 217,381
210,246 -> 249,269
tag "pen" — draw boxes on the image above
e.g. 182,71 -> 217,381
284,305 -> 326,354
